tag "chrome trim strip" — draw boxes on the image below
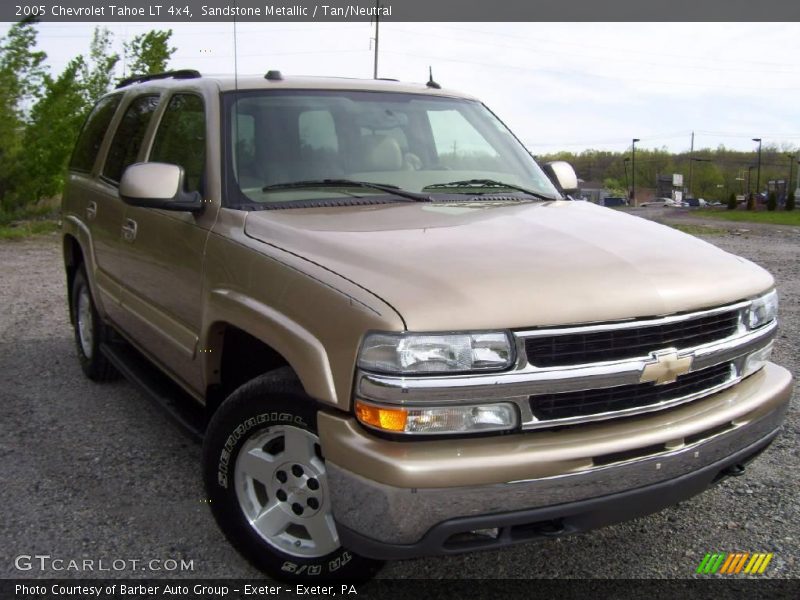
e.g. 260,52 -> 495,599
515,300 -> 749,338
357,320 -> 776,405
327,401 -> 788,545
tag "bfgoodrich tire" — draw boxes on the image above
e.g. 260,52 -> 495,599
202,368 -> 384,582
70,266 -> 118,381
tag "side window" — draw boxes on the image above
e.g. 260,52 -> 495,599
150,94 -> 206,193
102,95 -> 160,184
69,95 -> 122,173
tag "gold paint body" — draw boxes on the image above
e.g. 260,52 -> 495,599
62,75 -> 791,495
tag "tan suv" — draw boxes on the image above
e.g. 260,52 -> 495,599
62,70 -> 792,581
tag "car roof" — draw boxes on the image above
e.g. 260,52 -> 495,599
115,70 -> 479,101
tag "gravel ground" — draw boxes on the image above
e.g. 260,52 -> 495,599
0,228 -> 797,580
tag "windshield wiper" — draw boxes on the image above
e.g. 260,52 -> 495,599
262,179 -> 430,203
423,179 -> 557,201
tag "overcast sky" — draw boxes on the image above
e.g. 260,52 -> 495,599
5,21 -> 800,155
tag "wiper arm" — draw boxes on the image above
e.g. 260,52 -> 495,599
262,179 -> 430,203
423,178 -> 557,201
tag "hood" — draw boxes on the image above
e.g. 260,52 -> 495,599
244,200 -> 773,331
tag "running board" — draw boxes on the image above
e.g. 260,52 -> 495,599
100,342 -> 206,443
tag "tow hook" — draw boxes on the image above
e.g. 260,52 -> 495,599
536,519 -> 566,537
724,463 -> 746,477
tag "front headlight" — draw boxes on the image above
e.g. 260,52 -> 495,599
747,289 -> 778,329
358,331 -> 514,374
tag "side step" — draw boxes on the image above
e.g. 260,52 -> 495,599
101,342 -> 206,443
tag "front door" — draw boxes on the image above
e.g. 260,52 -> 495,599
114,92 -> 214,393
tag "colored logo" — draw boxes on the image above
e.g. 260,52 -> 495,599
640,349 -> 694,385
696,552 -> 774,575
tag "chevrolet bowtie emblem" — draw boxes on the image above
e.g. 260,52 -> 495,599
640,349 -> 694,385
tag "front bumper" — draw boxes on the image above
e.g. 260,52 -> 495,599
318,362 -> 792,559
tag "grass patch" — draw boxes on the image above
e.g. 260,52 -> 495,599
0,196 -> 61,226
693,209 -> 800,227
0,220 -> 60,240
669,223 -> 727,236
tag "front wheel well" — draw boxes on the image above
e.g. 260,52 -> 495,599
205,325 -> 292,418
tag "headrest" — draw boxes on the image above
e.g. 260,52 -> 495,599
359,134 -> 402,171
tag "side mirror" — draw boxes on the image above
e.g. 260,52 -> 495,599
119,162 -> 203,212
543,161 -> 579,195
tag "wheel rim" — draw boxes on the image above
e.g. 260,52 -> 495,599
234,424 -> 339,558
76,285 -> 94,359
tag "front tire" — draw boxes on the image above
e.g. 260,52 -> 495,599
202,368 -> 383,582
70,267 -> 118,381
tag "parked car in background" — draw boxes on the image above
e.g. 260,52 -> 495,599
685,198 -> 708,208
640,197 -> 673,207
602,196 -> 628,207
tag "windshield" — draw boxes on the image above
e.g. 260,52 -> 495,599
224,90 -> 560,207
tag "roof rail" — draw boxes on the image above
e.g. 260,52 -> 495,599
116,69 -> 202,89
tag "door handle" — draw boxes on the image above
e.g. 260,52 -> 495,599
121,218 -> 138,242
86,201 -> 97,220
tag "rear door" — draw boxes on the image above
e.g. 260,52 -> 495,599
63,94 -> 124,318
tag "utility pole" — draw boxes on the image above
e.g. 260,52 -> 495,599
753,138 -> 762,198
623,157 -> 630,194
631,138 -> 640,203
688,157 -> 712,199
786,153 -> 796,201
796,152 -> 800,199
687,131 -> 695,197
372,0 -> 380,79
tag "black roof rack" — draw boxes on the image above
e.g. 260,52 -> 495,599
116,69 -> 202,89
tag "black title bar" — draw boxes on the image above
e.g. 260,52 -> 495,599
4,0 -> 800,22
3,579 -> 800,600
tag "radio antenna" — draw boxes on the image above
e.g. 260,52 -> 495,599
233,0 -> 240,184
372,0 -> 380,78
426,66 -> 441,89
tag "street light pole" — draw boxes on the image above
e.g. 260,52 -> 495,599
747,165 -> 756,195
752,138 -> 762,198
786,153 -> 796,201
631,138 -> 640,203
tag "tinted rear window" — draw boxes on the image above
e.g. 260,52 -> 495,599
69,95 -> 123,173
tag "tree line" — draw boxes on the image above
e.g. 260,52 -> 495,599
538,145 -> 799,202
0,19 -> 175,221
2,20 -> 797,220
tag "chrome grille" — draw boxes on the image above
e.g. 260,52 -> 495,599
356,299 -> 776,431
525,310 -> 739,367
530,362 -> 734,422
